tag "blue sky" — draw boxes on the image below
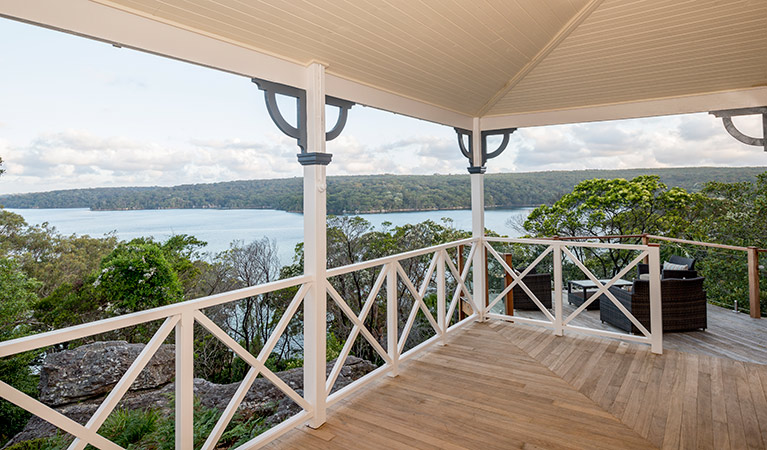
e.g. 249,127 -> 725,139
0,17 -> 764,194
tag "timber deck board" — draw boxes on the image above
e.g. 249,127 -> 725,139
512,301 -> 767,364
268,323 -> 655,449
266,316 -> 767,449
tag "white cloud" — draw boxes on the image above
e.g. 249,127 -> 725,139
493,113 -> 767,173
1,112 -> 765,195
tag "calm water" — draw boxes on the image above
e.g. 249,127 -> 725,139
6,208 -> 532,265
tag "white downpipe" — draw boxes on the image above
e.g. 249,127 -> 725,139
303,62 -> 328,428
553,244 -> 564,336
647,243 -> 663,354
470,118 -> 486,321
437,250 -> 446,345
387,263 -> 400,377
175,312 -> 194,450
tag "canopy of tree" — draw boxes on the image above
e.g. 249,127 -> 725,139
1,166 -> 764,214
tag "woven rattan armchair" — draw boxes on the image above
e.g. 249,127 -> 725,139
599,277 -> 707,333
510,273 -> 553,311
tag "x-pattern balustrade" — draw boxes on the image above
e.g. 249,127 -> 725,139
0,237 -> 662,450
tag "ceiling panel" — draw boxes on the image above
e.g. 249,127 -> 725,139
487,0 -> 767,116
96,0 -> 591,114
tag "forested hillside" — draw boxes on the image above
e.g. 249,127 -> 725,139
2,166 -> 764,214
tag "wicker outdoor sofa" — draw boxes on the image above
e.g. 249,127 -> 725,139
599,277 -> 707,333
509,272 -> 553,311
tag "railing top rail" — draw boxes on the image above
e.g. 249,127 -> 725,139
485,236 -> 650,251
326,237 -> 477,277
644,234 -> 757,252
545,233 -> 763,253
548,234 -> 645,241
0,274 -> 312,358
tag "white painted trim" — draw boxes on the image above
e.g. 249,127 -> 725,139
325,74 -> 472,128
0,0 -> 472,128
480,87 -> 767,129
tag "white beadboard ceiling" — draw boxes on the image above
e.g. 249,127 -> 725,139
11,0 -> 767,123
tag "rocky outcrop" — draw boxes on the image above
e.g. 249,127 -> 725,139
5,341 -> 375,448
38,340 -> 176,406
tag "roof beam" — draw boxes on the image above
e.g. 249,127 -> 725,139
0,0 -> 473,129
475,0 -> 605,117
480,87 -> 767,129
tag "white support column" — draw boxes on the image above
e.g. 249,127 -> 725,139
303,62 -> 328,428
386,263 -> 399,377
552,244 -> 564,336
175,312 -> 194,450
437,251 -> 446,344
647,243 -> 663,354
470,117 -> 486,321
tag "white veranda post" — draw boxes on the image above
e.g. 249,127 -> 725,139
470,118 -> 486,320
303,62 -> 328,428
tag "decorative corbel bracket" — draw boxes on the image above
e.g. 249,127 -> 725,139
252,78 -> 354,165
455,127 -> 516,174
709,107 -> 766,152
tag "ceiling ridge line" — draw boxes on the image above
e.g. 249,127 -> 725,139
475,0 -> 606,119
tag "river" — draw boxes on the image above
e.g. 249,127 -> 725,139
6,207 -> 532,265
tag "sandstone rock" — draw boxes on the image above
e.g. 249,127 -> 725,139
5,340 -> 376,449
38,340 -> 176,406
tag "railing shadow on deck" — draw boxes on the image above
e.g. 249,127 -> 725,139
0,236 -> 664,449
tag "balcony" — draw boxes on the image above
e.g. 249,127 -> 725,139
3,236 -> 766,449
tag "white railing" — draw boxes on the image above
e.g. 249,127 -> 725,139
323,237 -> 478,407
484,237 -> 663,354
0,235 -> 661,449
0,238 -> 479,450
0,275 -> 313,450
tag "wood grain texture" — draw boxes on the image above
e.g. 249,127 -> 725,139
500,323 -> 767,450
266,322 -> 654,449
512,300 -> 767,365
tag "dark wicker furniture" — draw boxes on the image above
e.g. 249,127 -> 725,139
567,279 -> 633,311
599,277 -> 707,334
509,273 -> 552,311
638,255 -> 698,279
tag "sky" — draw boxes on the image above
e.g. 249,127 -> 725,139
0,17 -> 764,195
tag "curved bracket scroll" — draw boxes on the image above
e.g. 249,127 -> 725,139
252,78 -> 355,158
483,130 -> 512,161
326,97 -> 354,141
454,128 -> 473,161
454,127 -> 516,173
710,107 -> 767,152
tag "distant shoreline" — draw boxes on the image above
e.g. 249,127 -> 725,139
2,166 -> 764,214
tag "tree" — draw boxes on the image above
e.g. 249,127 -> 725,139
96,240 -> 184,313
695,173 -> 767,313
0,258 -> 42,444
522,176 -> 704,277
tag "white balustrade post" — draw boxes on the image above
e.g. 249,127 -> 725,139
647,243 -> 663,354
437,251 -> 446,344
303,62 -> 328,428
386,263 -> 399,377
175,312 -> 194,450
470,118 -> 486,321
553,244 -> 564,336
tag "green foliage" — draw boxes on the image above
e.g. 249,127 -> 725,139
20,398 -> 278,450
4,434 -> 70,450
523,176 -> 703,278
96,239 -> 183,313
94,408 -> 161,448
0,258 -> 42,444
695,173 -> 767,314
2,167 -> 764,214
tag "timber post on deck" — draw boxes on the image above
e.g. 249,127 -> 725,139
641,234 -> 650,264
504,253 -> 514,315
748,247 -> 761,319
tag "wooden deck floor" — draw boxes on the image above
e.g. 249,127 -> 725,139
265,315 -> 767,449
513,301 -> 767,364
